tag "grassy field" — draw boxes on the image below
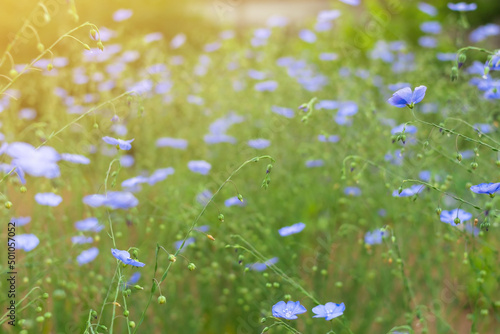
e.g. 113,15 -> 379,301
1,1 -> 500,333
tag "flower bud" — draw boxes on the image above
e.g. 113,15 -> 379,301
47,63 -> 53,71
218,213 -> 224,223
456,153 -> 462,162
36,316 -> 45,323
158,295 -> 166,304
188,263 -> 196,271
133,285 -> 143,290
436,207 -> 442,216
237,194 -> 243,202
123,310 -> 129,317
37,43 -> 44,52
451,66 -> 458,81
4,201 -> 12,209
9,68 -> 18,78
129,321 -> 136,328
458,53 -> 466,68
83,43 -> 91,50
470,162 -> 478,170
90,29 -> 98,39
97,41 -> 104,51
454,217 -> 461,225
207,234 -> 215,241
168,254 -> 176,262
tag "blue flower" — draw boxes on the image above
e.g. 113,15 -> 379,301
420,21 -> 441,34
225,196 -> 247,207
188,160 -> 211,175
82,192 -> 139,209
339,0 -> 359,5
175,237 -> 195,251
387,86 -> 427,109
125,272 -> 141,288
279,222 -> 305,236
15,234 -> 40,251
312,302 -> 345,320
77,247 -> 99,265
447,2 -> 477,11
113,9 -> 132,22
418,36 -> 438,48
271,106 -> 294,118
111,248 -> 145,267
299,29 -> 316,43
11,216 -> 31,226
364,229 -> 387,245
105,192 -> 139,209
254,81 -> 278,92
392,185 -> 424,197
247,257 -> 278,271
196,190 -> 212,206
35,192 -> 62,206
248,139 -> 270,149
75,217 -> 104,232
156,137 -> 188,149
470,24 -> 500,43
470,182 -> 500,195
344,187 -> 361,196
71,236 -> 93,244
440,209 -> 472,226
418,2 -> 437,16
272,301 -> 307,320
61,153 -> 90,164
318,134 -> 340,143
436,53 -> 457,62
305,159 -> 324,168
102,136 -> 134,150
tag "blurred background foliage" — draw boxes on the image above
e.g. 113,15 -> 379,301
1,0 -> 500,64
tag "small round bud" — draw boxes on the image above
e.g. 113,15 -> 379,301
93,123 -> 99,129
454,217 -> 461,225
168,254 -> 176,262
123,310 -> 129,317
470,162 -> 478,170
97,41 -> 104,51
42,293 -> 49,299
36,316 -> 45,323
44,312 -> 52,319
207,234 -> 215,241
496,160 -> 500,167
188,263 -> 196,271
20,186 -> 27,193
237,194 -> 243,202
133,285 -> 143,290
36,306 -> 43,312
91,310 -> 98,318
262,327 -> 270,332
83,43 -> 91,50
129,321 -> 136,328
37,43 -> 45,52
90,29 -> 98,39
456,153 -> 462,162
158,295 -> 166,304
9,68 -> 18,78
218,213 -> 224,223
5,201 -> 13,209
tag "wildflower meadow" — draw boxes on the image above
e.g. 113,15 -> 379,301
1,0 -> 500,333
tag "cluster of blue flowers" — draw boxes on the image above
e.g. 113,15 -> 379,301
272,300 -> 345,321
